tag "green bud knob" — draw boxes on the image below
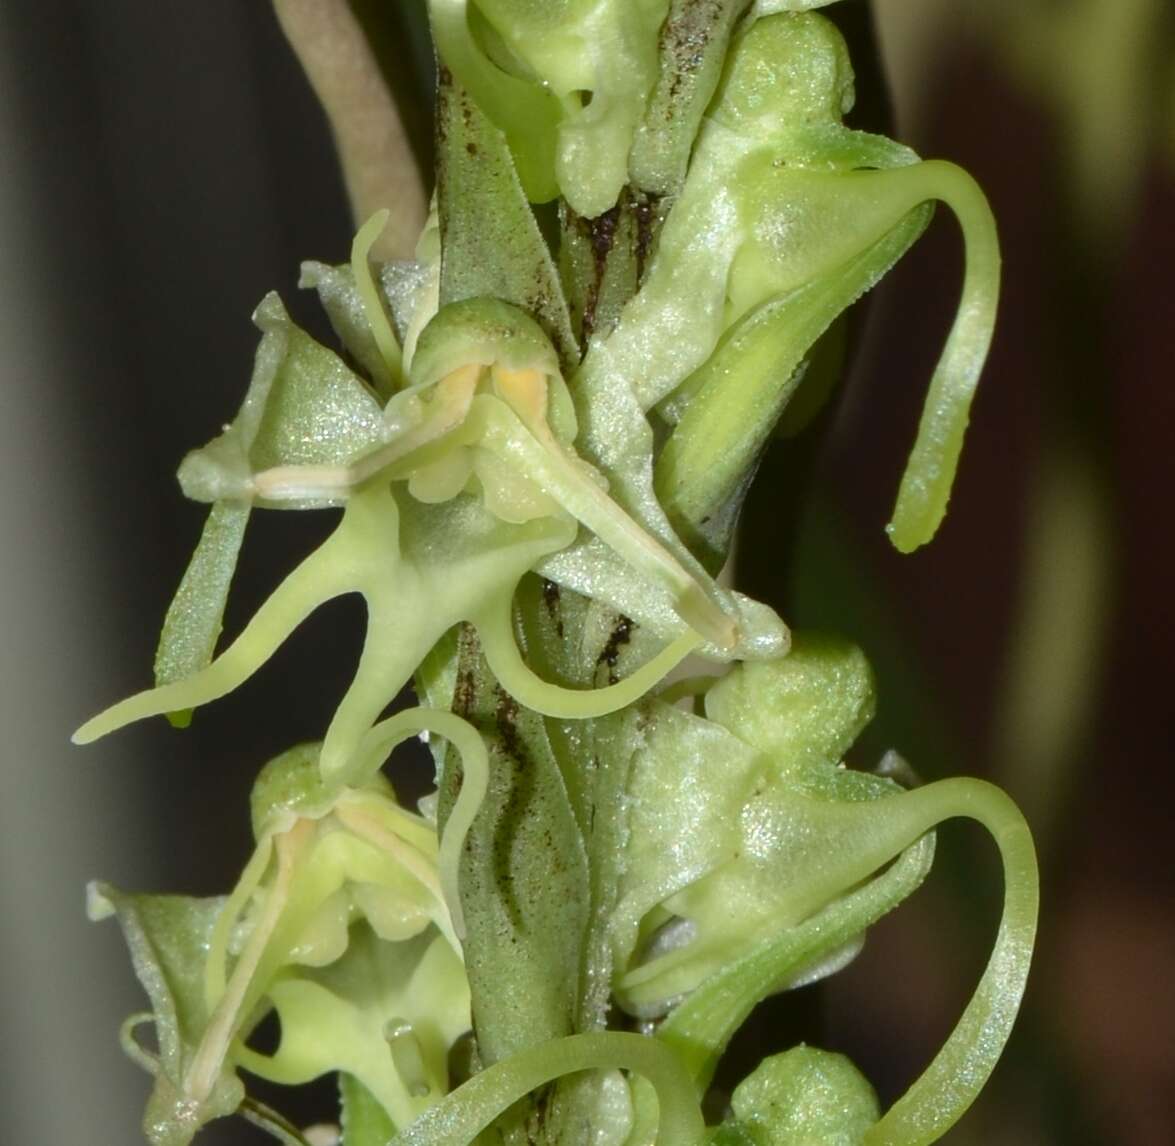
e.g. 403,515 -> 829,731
711,14 -> 854,139
726,1046 -> 880,1145
248,743 -> 362,839
409,298 -> 560,390
704,633 -> 875,770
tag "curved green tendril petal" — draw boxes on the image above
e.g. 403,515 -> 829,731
880,161 -> 1001,552
351,209 -> 403,386
389,1032 -> 704,1146
72,538 -> 352,745
119,1013 -> 162,1076
352,707 -> 491,942
476,599 -> 703,719
865,779 -> 1038,1145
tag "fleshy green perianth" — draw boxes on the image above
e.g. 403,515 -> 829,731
577,10 -> 999,553
431,0 -> 670,216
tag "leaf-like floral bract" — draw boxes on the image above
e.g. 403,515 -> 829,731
86,885 -> 245,1145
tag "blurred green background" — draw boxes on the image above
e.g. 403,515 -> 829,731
1,1 -> 1172,1142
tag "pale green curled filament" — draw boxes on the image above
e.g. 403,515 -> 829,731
864,778 -> 1038,1145
351,209 -> 403,386
72,519 -> 359,748
389,1032 -> 704,1146
119,1013 -> 163,1076
875,161 -> 1001,552
353,707 -> 491,942
475,597 -> 702,719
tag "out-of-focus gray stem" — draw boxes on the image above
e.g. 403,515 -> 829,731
274,0 -> 427,258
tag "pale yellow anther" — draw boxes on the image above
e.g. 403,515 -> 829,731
436,363 -> 483,408
491,365 -> 550,430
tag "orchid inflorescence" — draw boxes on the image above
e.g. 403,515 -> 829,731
77,4 -> 1036,1145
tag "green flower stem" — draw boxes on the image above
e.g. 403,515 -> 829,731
389,1032 -> 705,1146
273,0 -> 428,260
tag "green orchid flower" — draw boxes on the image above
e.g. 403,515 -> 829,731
91,733 -> 486,1143
75,212 -> 792,779
75,4 -> 1034,1142
430,0 -> 670,216
576,10 -> 1000,555
609,636 -> 1037,1144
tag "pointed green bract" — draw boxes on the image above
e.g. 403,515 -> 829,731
429,0 -> 562,204
435,71 -> 576,363
434,626 -> 590,1073
630,0 -> 750,197
87,885 -> 244,1145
